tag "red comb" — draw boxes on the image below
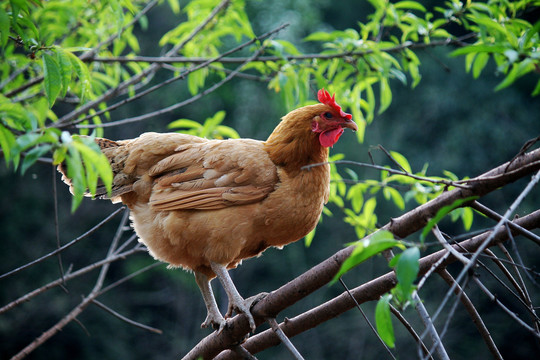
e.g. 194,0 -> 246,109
317,89 -> 352,120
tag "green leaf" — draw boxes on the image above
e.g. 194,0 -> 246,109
56,50 -> 73,98
21,144 -> 52,175
461,206 -> 474,230
0,8 -> 9,49
332,230 -> 403,282
304,31 -> 334,42
394,1 -> 426,12
375,294 -> 395,348
304,227 -> 316,247
65,146 -> 86,212
384,187 -> 405,210
395,247 -> 420,295
390,151 -> 412,173
420,196 -> 479,242
65,51 -> 91,101
168,119 -> 202,130
72,139 -> 113,196
42,53 -> 62,108
0,124 -> 16,166
450,45 -> 506,57
216,125 -> 240,139
495,60 -> 534,92
167,0 -> 181,14
472,52 -> 489,79
378,77 -> 392,115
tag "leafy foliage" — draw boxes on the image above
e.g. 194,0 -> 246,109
168,110 -> 240,139
0,0 -> 538,358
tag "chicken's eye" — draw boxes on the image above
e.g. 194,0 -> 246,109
324,112 -> 333,119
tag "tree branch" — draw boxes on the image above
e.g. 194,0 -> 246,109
86,35 -> 476,65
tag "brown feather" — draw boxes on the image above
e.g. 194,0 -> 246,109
58,103 -> 354,278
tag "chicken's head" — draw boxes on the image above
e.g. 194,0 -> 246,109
311,89 -> 357,147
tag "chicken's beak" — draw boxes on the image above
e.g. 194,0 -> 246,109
342,119 -> 358,132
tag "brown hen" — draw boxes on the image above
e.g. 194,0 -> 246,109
60,89 -> 357,332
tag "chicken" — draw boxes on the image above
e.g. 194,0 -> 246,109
59,89 -> 357,332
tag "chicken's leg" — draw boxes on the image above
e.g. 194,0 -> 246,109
194,271 -> 226,332
210,261 -> 257,331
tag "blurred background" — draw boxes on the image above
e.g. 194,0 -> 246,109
1,0 -> 539,359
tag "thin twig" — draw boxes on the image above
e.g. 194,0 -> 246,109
474,251 -> 539,321
91,299 -> 163,334
339,278 -> 396,360
9,214 -> 150,360
414,292 -> 450,360
87,35 -> 475,65
437,269 -> 503,360
79,0 -> 159,61
266,318 -> 305,360
0,207 -> 125,281
496,242 -> 540,331
471,201 -> 540,246
472,275 -> 540,339
432,226 -> 471,265
0,246 -> 145,315
484,248 -> 529,305
388,305 -> 434,360
303,160 -> 471,189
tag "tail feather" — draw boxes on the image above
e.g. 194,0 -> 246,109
58,137 -> 134,201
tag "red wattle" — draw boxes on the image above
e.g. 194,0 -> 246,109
319,127 -> 344,148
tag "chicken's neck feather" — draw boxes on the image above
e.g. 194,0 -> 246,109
264,104 -> 330,174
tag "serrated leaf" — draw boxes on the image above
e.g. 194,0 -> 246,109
42,53 -> 62,108
375,294 -> 395,348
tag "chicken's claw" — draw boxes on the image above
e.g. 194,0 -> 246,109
225,292 -> 269,332
201,312 -> 227,333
